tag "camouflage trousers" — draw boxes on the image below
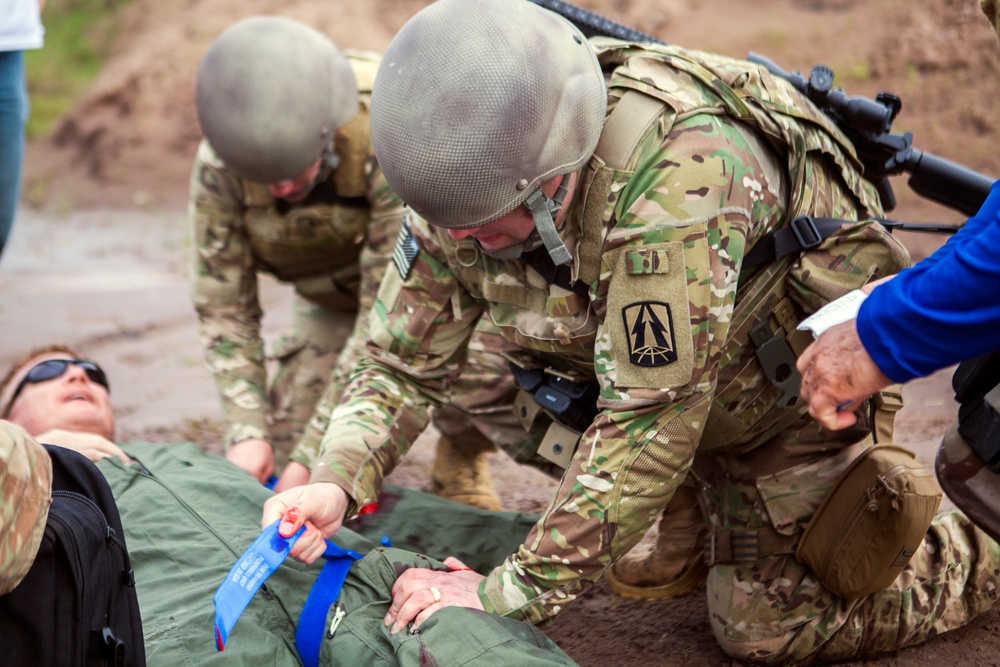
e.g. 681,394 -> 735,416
696,437 -> 1000,664
266,293 -> 346,469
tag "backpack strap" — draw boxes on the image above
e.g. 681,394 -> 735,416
577,89 -> 669,288
331,54 -> 380,199
295,541 -> 363,667
595,89 -> 667,171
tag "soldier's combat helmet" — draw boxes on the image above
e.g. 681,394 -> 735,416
195,16 -> 358,184
370,0 -> 606,264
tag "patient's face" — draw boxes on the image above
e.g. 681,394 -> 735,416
4,353 -> 115,440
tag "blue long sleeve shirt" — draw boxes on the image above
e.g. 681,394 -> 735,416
857,179 -> 1000,383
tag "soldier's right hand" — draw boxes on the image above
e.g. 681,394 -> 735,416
226,437 -> 274,483
261,482 -> 350,564
797,320 -> 892,430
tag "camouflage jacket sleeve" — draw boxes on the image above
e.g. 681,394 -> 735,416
188,139 -> 269,447
309,214 -> 484,510
478,113 -> 797,625
0,421 -> 52,595
288,153 -> 407,468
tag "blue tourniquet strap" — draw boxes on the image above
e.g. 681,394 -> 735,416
295,540 -> 363,667
213,520 -> 304,651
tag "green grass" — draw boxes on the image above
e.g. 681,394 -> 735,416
22,0 -> 131,139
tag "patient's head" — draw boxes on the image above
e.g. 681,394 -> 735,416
0,346 -> 115,439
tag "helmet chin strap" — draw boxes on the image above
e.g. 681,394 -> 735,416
479,241 -> 526,261
522,178 -> 571,265
290,139 -> 339,200
320,137 -> 340,172
478,175 -> 572,263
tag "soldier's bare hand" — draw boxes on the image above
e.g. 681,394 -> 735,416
385,557 -> 486,634
261,482 -> 349,564
226,438 -> 274,483
797,320 -> 892,430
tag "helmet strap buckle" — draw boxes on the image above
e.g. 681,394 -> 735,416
321,138 -> 340,172
524,186 -> 572,266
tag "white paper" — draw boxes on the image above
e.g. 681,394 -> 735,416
796,289 -> 868,338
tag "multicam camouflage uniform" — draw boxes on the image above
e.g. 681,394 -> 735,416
312,40 -> 1000,663
189,52 -> 394,466
0,420 -> 51,595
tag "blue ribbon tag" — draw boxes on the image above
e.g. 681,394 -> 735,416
213,520 -> 304,651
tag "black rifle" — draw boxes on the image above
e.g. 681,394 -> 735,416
746,54 -> 994,220
529,0 -> 659,42
530,0 -> 996,228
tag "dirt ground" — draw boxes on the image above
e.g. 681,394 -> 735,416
7,0 -> 1000,664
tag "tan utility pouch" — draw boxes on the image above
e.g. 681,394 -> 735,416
796,444 -> 942,599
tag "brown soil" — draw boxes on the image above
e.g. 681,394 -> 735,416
9,0 -> 1000,665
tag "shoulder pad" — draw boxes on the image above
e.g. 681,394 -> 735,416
196,138 -> 227,170
346,50 -> 383,93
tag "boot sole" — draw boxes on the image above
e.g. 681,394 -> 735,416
605,558 -> 709,600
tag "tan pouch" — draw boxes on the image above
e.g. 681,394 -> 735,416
796,444 -> 942,599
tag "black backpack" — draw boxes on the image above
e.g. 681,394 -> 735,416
0,445 -> 145,666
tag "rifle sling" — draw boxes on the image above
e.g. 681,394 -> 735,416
742,216 -> 846,272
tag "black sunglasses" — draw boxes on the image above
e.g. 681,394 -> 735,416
8,359 -> 111,409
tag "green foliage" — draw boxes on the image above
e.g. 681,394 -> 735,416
22,0 -> 131,139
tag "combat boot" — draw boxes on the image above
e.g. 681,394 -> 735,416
606,484 -> 709,599
431,435 -> 502,511
936,423 -> 1000,544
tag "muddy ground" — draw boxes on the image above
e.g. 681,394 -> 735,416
7,0 -> 1000,664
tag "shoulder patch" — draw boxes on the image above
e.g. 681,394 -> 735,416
622,301 -> 678,367
606,241 -> 694,389
392,213 -> 419,280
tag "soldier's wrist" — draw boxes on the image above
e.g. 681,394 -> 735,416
229,436 -> 273,452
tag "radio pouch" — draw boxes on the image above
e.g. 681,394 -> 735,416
796,444 -> 942,599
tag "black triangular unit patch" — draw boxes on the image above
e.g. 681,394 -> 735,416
622,301 -> 678,367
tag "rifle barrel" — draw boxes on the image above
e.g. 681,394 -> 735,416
905,149 -> 994,217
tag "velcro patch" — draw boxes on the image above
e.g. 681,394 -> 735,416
392,213 -> 419,280
606,240 -> 694,390
622,301 -> 678,367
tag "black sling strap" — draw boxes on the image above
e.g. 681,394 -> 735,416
742,215 -> 847,271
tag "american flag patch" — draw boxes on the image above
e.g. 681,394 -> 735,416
392,213 -> 419,280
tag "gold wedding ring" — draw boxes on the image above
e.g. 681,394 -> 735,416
430,586 -> 442,602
